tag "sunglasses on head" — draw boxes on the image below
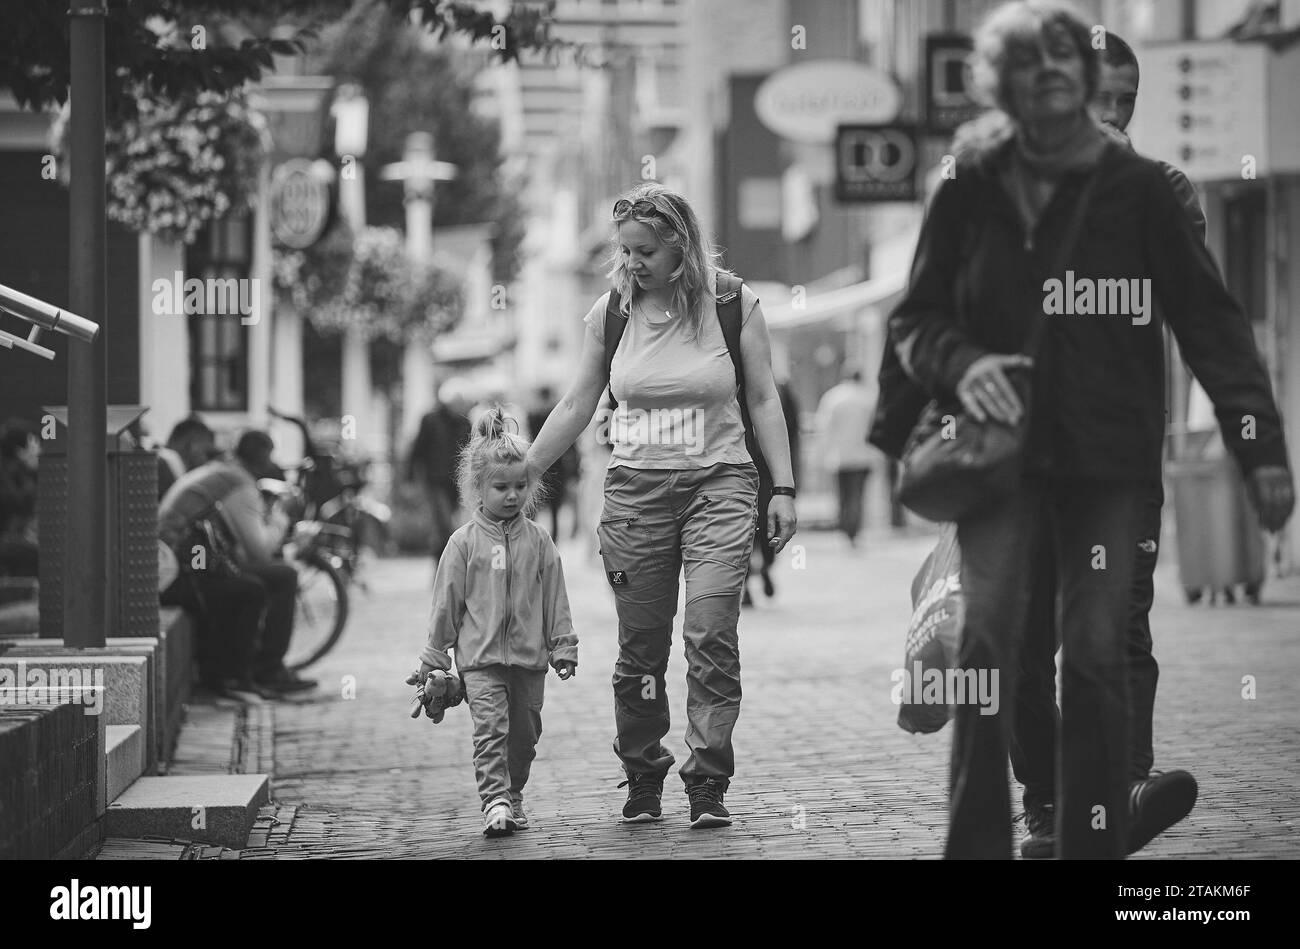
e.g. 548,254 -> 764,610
612,198 -> 660,220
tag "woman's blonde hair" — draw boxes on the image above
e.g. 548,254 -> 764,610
605,182 -> 728,343
455,406 -> 544,516
968,0 -> 1101,120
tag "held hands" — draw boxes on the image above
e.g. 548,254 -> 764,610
555,660 -> 577,681
767,496 -> 797,555
1247,465 -> 1296,533
957,354 -> 1034,426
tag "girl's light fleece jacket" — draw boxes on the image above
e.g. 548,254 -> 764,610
419,506 -> 579,673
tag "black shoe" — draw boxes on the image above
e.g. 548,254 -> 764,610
1128,770 -> 1198,854
256,666 -> 318,694
617,771 -> 664,822
761,567 -> 775,598
1017,801 -> 1056,859
685,776 -> 731,828
213,678 -> 279,702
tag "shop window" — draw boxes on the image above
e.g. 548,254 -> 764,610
186,214 -> 252,411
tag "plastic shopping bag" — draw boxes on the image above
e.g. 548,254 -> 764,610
897,523 -> 964,734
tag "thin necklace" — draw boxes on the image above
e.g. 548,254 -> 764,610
640,295 -> 673,320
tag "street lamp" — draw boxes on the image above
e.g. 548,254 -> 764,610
332,84 -> 369,230
332,83 -> 369,156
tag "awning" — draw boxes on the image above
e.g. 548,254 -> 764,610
763,271 -> 908,330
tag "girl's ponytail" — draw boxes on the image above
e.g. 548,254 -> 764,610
457,404 -> 544,515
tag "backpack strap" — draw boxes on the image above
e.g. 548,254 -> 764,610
714,272 -> 770,484
603,290 -> 627,411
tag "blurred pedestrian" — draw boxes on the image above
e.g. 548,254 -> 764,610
1009,29 -> 1210,859
816,368 -> 877,548
407,407 -> 578,837
409,382 -> 473,573
889,0 -> 1293,859
527,385 -> 581,540
526,182 -> 797,828
156,416 -> 218,499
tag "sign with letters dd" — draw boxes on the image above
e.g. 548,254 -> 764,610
924,33 -> 982,133
835,124 -> 918,203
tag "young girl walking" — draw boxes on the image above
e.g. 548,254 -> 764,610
407,407 -> 579,837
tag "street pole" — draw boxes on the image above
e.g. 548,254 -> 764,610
383,133 -> 457,444
66,0 -> 108,647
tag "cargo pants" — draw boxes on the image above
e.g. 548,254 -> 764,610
461,665 -> 547,811
597,462 -> 760,785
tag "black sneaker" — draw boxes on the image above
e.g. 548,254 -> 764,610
255,665 -> 317,694
685,777 -> 731,828
1128,770 -> 1198,854
618,771 -> 664,822
1017,802 -> 1056,859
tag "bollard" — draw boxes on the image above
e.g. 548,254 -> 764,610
39,406 -> 158,639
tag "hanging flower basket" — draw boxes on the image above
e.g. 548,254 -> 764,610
272,220 -> 356,315
52,84 -> 269,246
300,226 -> 463,345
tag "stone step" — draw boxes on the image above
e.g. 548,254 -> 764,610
105,724 -> 144,803
0,655 -> 149,776
105,774 -> 270,849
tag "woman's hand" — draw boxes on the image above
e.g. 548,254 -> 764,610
767,496 -> 797,555
555,660 -> 577,681
957,354 -> 1034,425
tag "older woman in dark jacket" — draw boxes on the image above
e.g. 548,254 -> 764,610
889,0 -> 1294,859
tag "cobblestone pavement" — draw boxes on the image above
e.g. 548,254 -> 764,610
243,520 -> 1299,860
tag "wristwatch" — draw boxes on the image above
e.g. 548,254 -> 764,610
770,486 -> 796,498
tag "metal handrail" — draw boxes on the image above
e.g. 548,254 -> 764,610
0,281 -> 100,360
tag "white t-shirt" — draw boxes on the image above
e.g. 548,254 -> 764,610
583,274 -> 762,470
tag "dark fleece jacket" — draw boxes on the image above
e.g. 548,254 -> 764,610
870,112 -> 1286,481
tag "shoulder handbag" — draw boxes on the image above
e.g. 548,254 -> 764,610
897,160 -> 1105,523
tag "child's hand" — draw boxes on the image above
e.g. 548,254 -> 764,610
555,660 -> 577,681
405,662 -> 436,687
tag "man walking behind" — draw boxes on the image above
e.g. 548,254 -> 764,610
815,368 -> 877,548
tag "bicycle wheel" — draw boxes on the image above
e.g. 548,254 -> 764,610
285,554 -> 350,671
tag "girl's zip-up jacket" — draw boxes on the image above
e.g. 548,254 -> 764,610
419,507 -> 579,673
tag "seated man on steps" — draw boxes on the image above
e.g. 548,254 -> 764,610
159,430 -> 315,699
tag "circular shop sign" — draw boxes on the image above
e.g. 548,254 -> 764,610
270,158 -> 332,250
755,61 -> 902,144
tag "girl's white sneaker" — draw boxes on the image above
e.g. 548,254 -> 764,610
483,800 -> 517,838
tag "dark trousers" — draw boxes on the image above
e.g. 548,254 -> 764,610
1012,482 -> 1163,806
161,562 -> 298,684
948,477 -> 1141,859
835,467 -> 871,540
426,479 -> 459,562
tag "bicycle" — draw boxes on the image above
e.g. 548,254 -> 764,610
263,408 -> 391,671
